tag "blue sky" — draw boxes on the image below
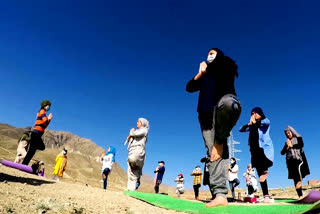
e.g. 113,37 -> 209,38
0,1 -> 319,190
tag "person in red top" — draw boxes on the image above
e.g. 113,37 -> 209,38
22,100 -> 53,165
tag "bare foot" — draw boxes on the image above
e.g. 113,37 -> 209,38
298,196 -> 303,200
259,170 -> 269,182
296,181 -> 302,189
210,143 -> 223,162
205,196 -> 228,208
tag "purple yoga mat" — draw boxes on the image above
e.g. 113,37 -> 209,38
1,160 -> 33,174
296,190 -> 320,204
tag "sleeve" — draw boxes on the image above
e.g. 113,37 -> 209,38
64,160 -> 67,171
186,78 -> 201,93
292,137 -> 304,149
280,144 -> 288,155
130,128 -> 148,137
40,110 -> 50,125
260,118 -> 270,128
239,124 -> 250,132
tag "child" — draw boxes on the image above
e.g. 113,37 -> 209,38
101,146 -> 116,190
23,100 -> 53,165
240,107 -> 274,203
186,48 -> 241,207
191,166 -> 202,200
52,149 -> 67,181
243,164 -> 258,197
14,129 -> 32,163
126,118 -> 149,191
228,157 -> 240,200
174,174 -> 185,198
154,161 -> 165,193
281,126 -> 310,199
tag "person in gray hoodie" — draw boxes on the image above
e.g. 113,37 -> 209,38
126,118 -> 149,191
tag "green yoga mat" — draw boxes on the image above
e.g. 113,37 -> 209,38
124,191 -> 319,214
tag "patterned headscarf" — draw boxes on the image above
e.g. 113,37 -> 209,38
284,126 -> 302,160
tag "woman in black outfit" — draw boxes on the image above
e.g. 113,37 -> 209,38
281,126 -> 310,199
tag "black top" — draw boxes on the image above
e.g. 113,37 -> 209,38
186,56 -> 238,113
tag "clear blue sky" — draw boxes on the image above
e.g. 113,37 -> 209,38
0,1 -> 319,190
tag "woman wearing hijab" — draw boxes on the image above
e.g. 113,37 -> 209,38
186,48 -> 241,207
101,146 -> 116,190
239,107 -> 274,203
281,126 -> 310,199
52,149 -> 68,181
126,118 -> 149,191
228,157 -> 240,200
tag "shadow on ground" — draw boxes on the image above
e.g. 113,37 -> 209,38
0,172 -> 55,186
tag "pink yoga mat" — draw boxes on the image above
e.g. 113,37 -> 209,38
1,160 -> 33,174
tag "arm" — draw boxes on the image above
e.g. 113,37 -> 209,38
239,124 -> 250,132
40,110 -> 51,125
186,78 -> 201,93
280,144 -> 288,155
130,128 -> 148,137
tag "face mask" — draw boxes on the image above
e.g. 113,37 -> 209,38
46,107 -> 51,112
230,161 -> 235,164
63,151 -> 67,155
207,53 -> 217,64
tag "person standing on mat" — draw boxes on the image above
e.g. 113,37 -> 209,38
22,100 -> 53,165
154,161 -> 165,193
243,164 -> 258,197
191,165 -> 202,200
126,118 -> 149,191
228,157 -> 240,201
281,126 -> 310,199
239,107 -> 274,203
174,174 -> 185,198
100,146 -> 116,190
186,48 -> 241,207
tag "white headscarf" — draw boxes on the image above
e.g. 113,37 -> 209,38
138,118 -> 149,132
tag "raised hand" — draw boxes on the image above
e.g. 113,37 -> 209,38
48,113 -> 53,120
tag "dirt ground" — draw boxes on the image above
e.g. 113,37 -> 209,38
0,165 -> 183,214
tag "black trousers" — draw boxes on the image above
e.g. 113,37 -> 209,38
193,184 -> 201,198
22,132 -> 45,165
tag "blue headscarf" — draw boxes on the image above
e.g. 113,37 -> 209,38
106,146 -> 116,162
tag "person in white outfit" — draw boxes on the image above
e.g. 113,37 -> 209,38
228,157 -> 240,200
174,174 -> 185,198
125,118 -> 149,191
243,164 -> 258,197
101,146 -> 116,190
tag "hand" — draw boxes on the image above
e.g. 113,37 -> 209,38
286,139 -> 293,148
130,128 -> 135,135
48,113 -> 53,120
248,115 -> 255,125
199,61 -> 207,74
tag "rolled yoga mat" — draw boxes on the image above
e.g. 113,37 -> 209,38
1,160 -> 33,174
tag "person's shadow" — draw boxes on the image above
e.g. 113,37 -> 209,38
0,173 -> 55,186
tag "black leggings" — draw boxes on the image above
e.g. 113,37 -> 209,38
193,184 -> 201,198
102,168 -> 111,190
294,178 -> 303,197
22,132 -> 45,165
256,167 -> 269,196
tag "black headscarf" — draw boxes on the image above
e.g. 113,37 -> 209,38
206,48 -> 239,78
251,107 -> 266,120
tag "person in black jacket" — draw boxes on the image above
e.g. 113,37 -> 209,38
281,126 -> 310,199
186,48 -> 241,207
